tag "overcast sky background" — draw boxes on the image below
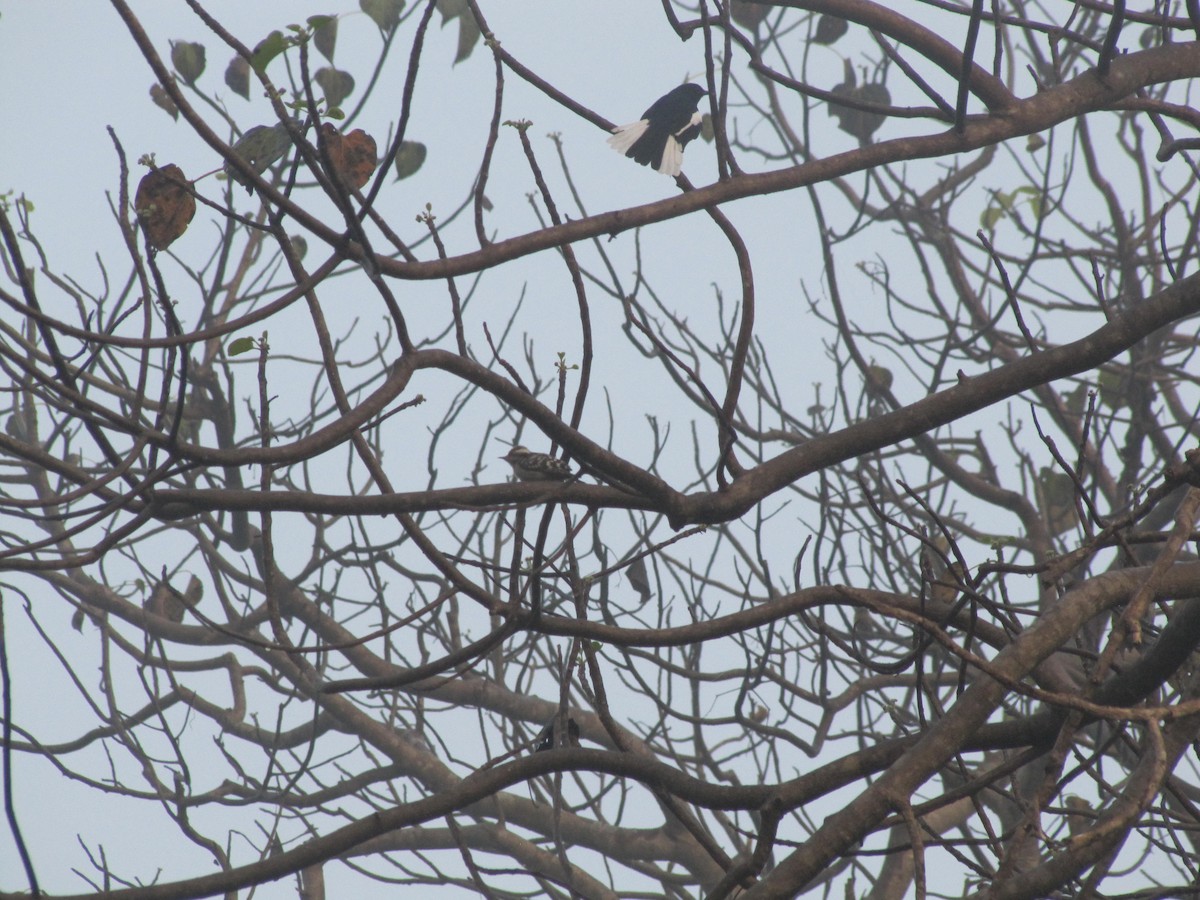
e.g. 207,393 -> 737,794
2,1 -> 1166,897
1,5 -> 799,896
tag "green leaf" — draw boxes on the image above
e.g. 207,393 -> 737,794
1039,467 -> 1079,534
436,0 -> 468,23
311,15 -> 338,60
1061,383 -> 1087,417
1026,133 -> 1046,152
1039,468 -> 1074,506
251,30 -> 288,72
1007,185 -> 1042,218
393,140 -> 427,179
224,121 -> 298,189
314,67 -> 355,108
454,11 -> 481,64
983,185 -> 1042,227
361,0 -> 404,33
171,40 -> 206,85
1097,368 -> 1129,409
224,55 -> 250,99
228,336 -> 256,356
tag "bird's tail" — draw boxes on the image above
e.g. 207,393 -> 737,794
607,121 -> 648,154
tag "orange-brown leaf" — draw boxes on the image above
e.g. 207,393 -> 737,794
338,129 -> 377,190
135,164 -> 196,250
319,122 -> 346,179
321,125 -> 377,191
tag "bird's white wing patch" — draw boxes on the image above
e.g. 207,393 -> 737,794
657,136 -> 683,176
673,111 -> 703,137
607,120 -> 649,154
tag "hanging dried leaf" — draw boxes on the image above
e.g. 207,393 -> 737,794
829,64 -> 890,144
361,0 -> 404,34
311,15 -> 338,61
813,14 -> 848,45
731,0 -> 768,29
338,129 -> 378,189
225,55 -> 250,99
320,124 -> 378,190
314,66 -> 355,109
393,140 -> 426,180
150,82 -> 179,120
144,571 -> 188,623
135,164 -> 196,250
171,40 -> 206,85
626,557 -> 652,601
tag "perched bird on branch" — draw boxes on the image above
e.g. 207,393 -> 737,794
535,716 -> 581,752
607,83 -> 706,176
502,446 -> 575,482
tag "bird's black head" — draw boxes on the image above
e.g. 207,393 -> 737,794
674,83 -> 707,105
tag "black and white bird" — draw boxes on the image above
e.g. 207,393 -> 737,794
502,446 -> 575,482
607,83 -> 707,176
535,716 -> 580,752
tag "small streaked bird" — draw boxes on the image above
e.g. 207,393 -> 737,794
607,83 -> 706,176
502,446 -> 575,482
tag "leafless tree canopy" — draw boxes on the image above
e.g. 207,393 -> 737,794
5,1 -> 1200,897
